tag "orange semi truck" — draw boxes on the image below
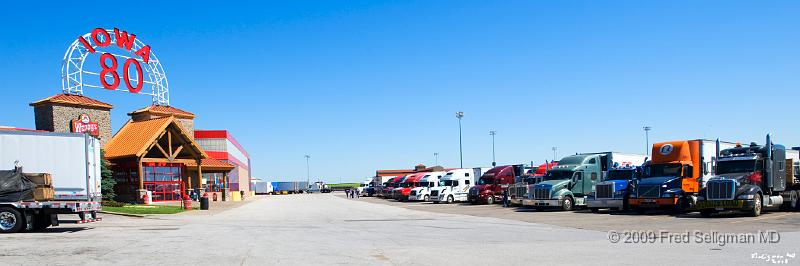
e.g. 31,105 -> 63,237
629,139 -> 736,213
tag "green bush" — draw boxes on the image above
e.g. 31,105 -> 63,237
102,200 -> 126,207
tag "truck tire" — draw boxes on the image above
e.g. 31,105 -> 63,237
423,195 -> 429,202
781,191 -> 797,211
486,196 -> 495,205
0,207 -> 24,233
749,194 -> 763,217
700,210 -> 713,218
447,195 -> 454,204
561,196 -> 574,211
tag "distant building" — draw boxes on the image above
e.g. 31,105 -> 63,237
195,130 -> 252,193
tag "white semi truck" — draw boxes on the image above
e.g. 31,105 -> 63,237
430,168 -> 490,204
0,130 -> 103,233
408,171 -> 445,201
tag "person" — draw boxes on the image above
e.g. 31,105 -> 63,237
502,188 -> 509,208
355,189 -> 360,199
345,188 -> 351,198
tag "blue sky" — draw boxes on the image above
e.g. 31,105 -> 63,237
1,1 -> 798,183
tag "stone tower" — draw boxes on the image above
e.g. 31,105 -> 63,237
128,105 -> 196,136
30,94 -> 113,146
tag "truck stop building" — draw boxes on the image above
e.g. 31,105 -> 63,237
194,130 -> 252,200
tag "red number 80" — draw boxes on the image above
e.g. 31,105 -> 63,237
99,52 -> 143,93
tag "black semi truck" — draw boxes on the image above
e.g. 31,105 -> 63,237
696,135 -> 800,217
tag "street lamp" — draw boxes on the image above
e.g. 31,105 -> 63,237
434,152 -> 439,166
456,111 -> 464,168
304,155 -> 311,185
552,147 -> 557,161
643,126 -> 652,157
489,130 -> 497,166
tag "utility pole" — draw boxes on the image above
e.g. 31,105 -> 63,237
456,111 -> 464,168
304,155 -> 311,185
552,147 -> 557,161
489,130 -> 497,167
434,152 -> 439,166
643,126 -> 652,157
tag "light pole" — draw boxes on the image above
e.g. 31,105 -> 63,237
434,152 -> 439,166
552,147 -> 557,161
643,126 -> 652,157
456,111 -> 464,168
489,130 -> 497,166
304,155 -> 311,185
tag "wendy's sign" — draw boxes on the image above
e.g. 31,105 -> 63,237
62,27 -> 170,106
71,114 -> 100,137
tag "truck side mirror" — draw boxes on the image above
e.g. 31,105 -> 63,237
684,165 -> 693,177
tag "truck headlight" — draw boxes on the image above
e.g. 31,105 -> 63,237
614,190 -> 625,197
738,194 -> 754,200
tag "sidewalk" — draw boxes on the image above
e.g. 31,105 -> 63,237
148,195 -> 264,216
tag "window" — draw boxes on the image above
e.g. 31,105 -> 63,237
454,181 -> 460,186
464,180 -> 469,185
591,172 -> 598,180
574,172 -> 583,181
465,173 -> 470,177
778,162 -> 785,171
587,158 -> 596,164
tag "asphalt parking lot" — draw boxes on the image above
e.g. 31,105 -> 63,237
1,193 -> 798,265
361,196 -> 800,233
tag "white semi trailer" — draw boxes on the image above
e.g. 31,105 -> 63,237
0,130 -> 103,233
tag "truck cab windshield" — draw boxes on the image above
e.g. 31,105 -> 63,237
478,177 -> 494,185
717,159 -> 758,175
543,171 -> 574,181
647,164 -> 683,177
606,170 -> 634,181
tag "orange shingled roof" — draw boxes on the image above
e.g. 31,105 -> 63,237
104,116 -> 207,160
30,94 -> 113,109
128,105 -> 195,119
186,158 -> 235,171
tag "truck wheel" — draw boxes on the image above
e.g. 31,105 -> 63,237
749,194 -> 762,217
0,207 -> 24,233
700,210 -> 713,218
590,208 -> 599,213
486,196 -> 495,205
561,196 -> 574,211
447,195 -> 454,204
423,195 -> 429,202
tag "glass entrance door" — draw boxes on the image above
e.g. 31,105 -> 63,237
143,163 -> 184,202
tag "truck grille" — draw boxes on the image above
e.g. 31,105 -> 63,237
431,190 -> 439,197
533,187 -> 550,199
707,180 -> 735,200
516,187 -> 526,197
410,190 -> 417,196
637,184 -> 661,198
596,183 -> 614,199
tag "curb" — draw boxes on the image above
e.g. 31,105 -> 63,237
99,211 -> 147,218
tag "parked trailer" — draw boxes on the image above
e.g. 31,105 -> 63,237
0,130 -> 102,233
273,181 -> 309,194
254,182 -> 273,195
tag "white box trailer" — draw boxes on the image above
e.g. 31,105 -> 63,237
0,130 -> 102,233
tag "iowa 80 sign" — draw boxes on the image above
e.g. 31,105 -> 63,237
61,27 -> 170,105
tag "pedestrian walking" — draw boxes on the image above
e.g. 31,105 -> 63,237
503,189 -> 509,208
355,190 -> 360,199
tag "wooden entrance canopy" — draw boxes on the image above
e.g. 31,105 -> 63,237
105,116 -> 232,192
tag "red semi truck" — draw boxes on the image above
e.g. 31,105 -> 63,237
468,165 -> 525,205
393,173 -> 426,202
